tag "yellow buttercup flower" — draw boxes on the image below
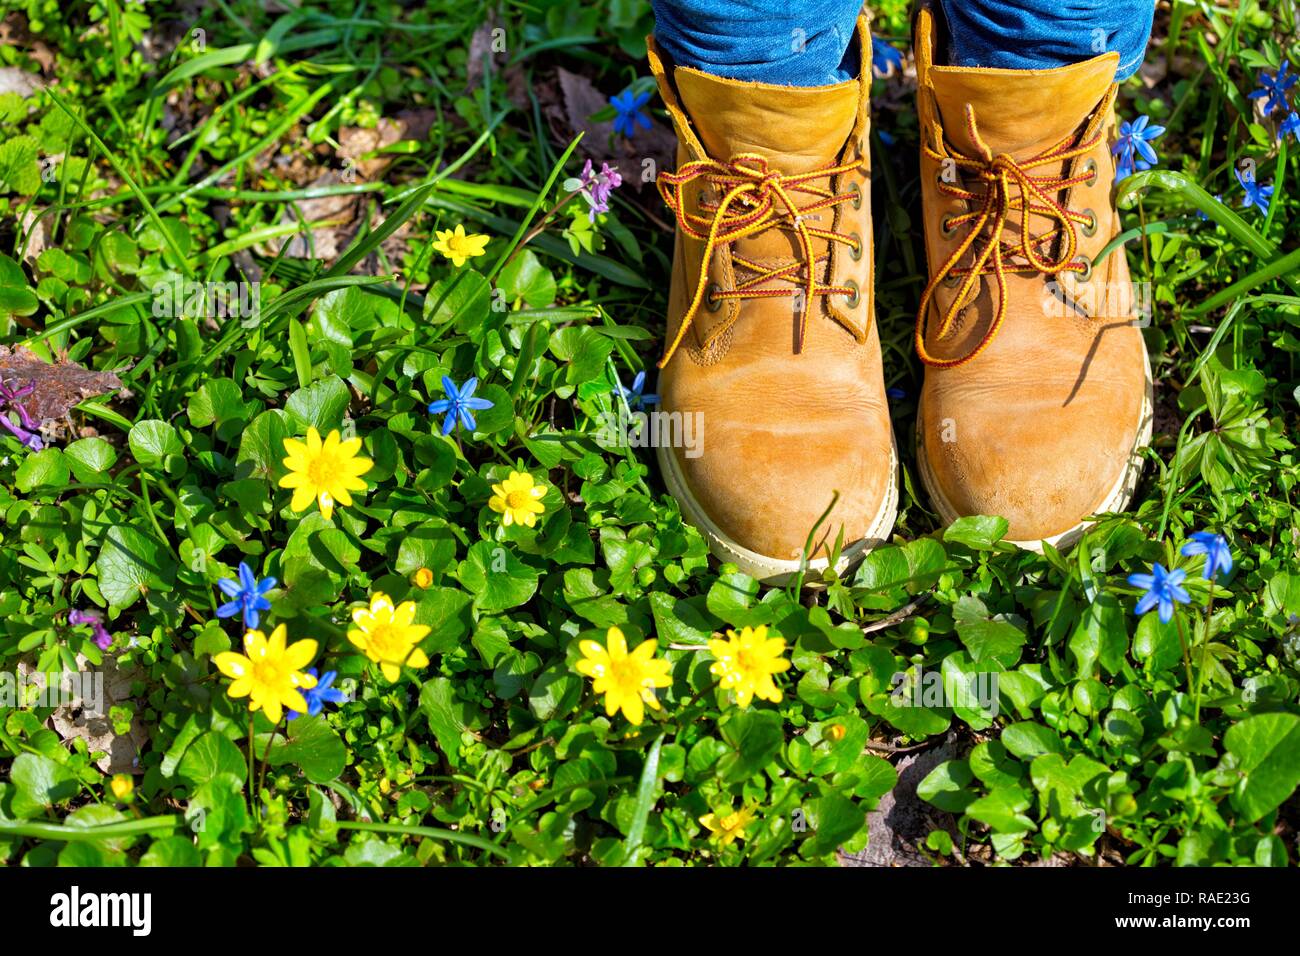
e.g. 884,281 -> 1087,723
279,427 -> 373,522
708,625 -> 790,708
699,804 -> 757,847
214,625 -> 318,724
488,470 -> 547,528
413,567 -> 434,589
348,593 -> 431,682
109,774 -> 133,800
432,224 -> 490,267
575,626 -> 672,726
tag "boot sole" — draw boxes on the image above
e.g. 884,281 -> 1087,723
915,346 -> 1154,553
657,434 -> 900,585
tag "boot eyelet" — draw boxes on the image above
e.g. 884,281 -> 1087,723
848,181 -> 862,210
1073,256 -> 1093,283
843,279 -> 861,308
942,273 -> 961,288
940,213 -> 959,239
1082,158 -> 1098,187
1081,209 -> 1098,237
705,283 -> 724,312
848,232 -> 863,261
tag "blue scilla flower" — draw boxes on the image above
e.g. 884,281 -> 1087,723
1128,563 -> 1191,624
871,36 -> 904,76
1113,114 -> 1165,181
1235,165 -> 1273,216
610,89 -> 652,138
288,668 -> 346,720
1181,531 -> 1233,581
216,561 -> 276,630
1279,111 -> 1300,143
428,376 -> 494,435
617,370 -> 659,411
1248,60 -> 1296,116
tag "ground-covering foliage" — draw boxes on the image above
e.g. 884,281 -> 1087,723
0,0 -> 1297,867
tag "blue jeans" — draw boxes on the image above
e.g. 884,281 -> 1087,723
652,0 -> 1154,86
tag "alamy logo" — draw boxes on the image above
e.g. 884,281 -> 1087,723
596,407 -> 704,459
49,886 -> 151,936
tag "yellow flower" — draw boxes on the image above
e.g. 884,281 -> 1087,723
279,427 -> 373,522
413,567 -> 434,589
214,624 -> 318,724
575,626 -> 672,726
708,625 -> 790,708
432,224 -> 490,267
699,804 -> 757,847
348,593 -> 431,682
488,470 -> 547,528
109,774 -> 133,800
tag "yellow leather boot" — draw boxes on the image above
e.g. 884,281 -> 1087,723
647,12 -> 897,583
912,2 -> 1152,549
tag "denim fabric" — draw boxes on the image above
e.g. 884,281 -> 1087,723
652,0 -> 1155,85
941,0 -> 1154,81
650,0 -> 864,86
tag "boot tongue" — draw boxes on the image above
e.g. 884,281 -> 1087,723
929,54 -> 1118,159
674,66 -> 857,173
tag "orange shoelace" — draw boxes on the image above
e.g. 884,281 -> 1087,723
915,85 -> 1117,369
657,153 -> 862,368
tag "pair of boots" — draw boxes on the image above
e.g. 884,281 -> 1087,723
646,4 -> 1153,581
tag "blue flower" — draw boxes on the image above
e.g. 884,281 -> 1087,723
1128,562 -> 1191,624
610,89 -> 652,139
216,561 -> 276,630
1235,165 -> 1273,216
1248,60 -> 1296,116
1112,114 -> 1165,181
427,376 -> 494,435
1181,531 -> 1233,581
871,36 -> 904,76
617,370 -> 659,410
288,668 -> 346,720
1279,110 -> 1300,143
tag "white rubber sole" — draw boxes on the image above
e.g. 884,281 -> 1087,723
657,436 -> 900,585
916,346 -> 1154,553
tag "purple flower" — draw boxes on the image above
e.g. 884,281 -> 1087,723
68,609 -> 114,650
1128,563 -> 1191,624
0,378 -> 43,452
617,370 -> 659,411
1181,531 -> 1233,581
1113,114 -> 1165,181
1248,60 -> 1296,116
1279,111 -> 1300,143
871,36 -> 904,77
216,561 -> 276,630
610,89 -> 652,139
1235,165 -> 1273,216
427,376 -> 494,435
288,668 -> 346,720
578,159 -> 623,221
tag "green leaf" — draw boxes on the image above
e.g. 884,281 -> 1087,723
804,791 -> 866,858
178,731 -> 248,787
1001,722 -> 1065,759
1224,713 -> 1300,823
943,515 -> 1010,550
285,375 -> 351,434
717,709 -> 784,784
499,250 -> 557,308
14,448 -> 68,492
0,134 -> 40,194
96,525 -> 178,609
269,715 -> 347,784
619,733 -> 663,866
64,437 -> 118,481
10,753 -> 79,817
236,409 -> 288,479
128,419 -> 183,468
419,677 -> 482,769
917,759 -> 977,813
455,541 -> 539,612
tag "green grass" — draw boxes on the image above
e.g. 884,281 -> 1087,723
0,0 -> 1297,867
